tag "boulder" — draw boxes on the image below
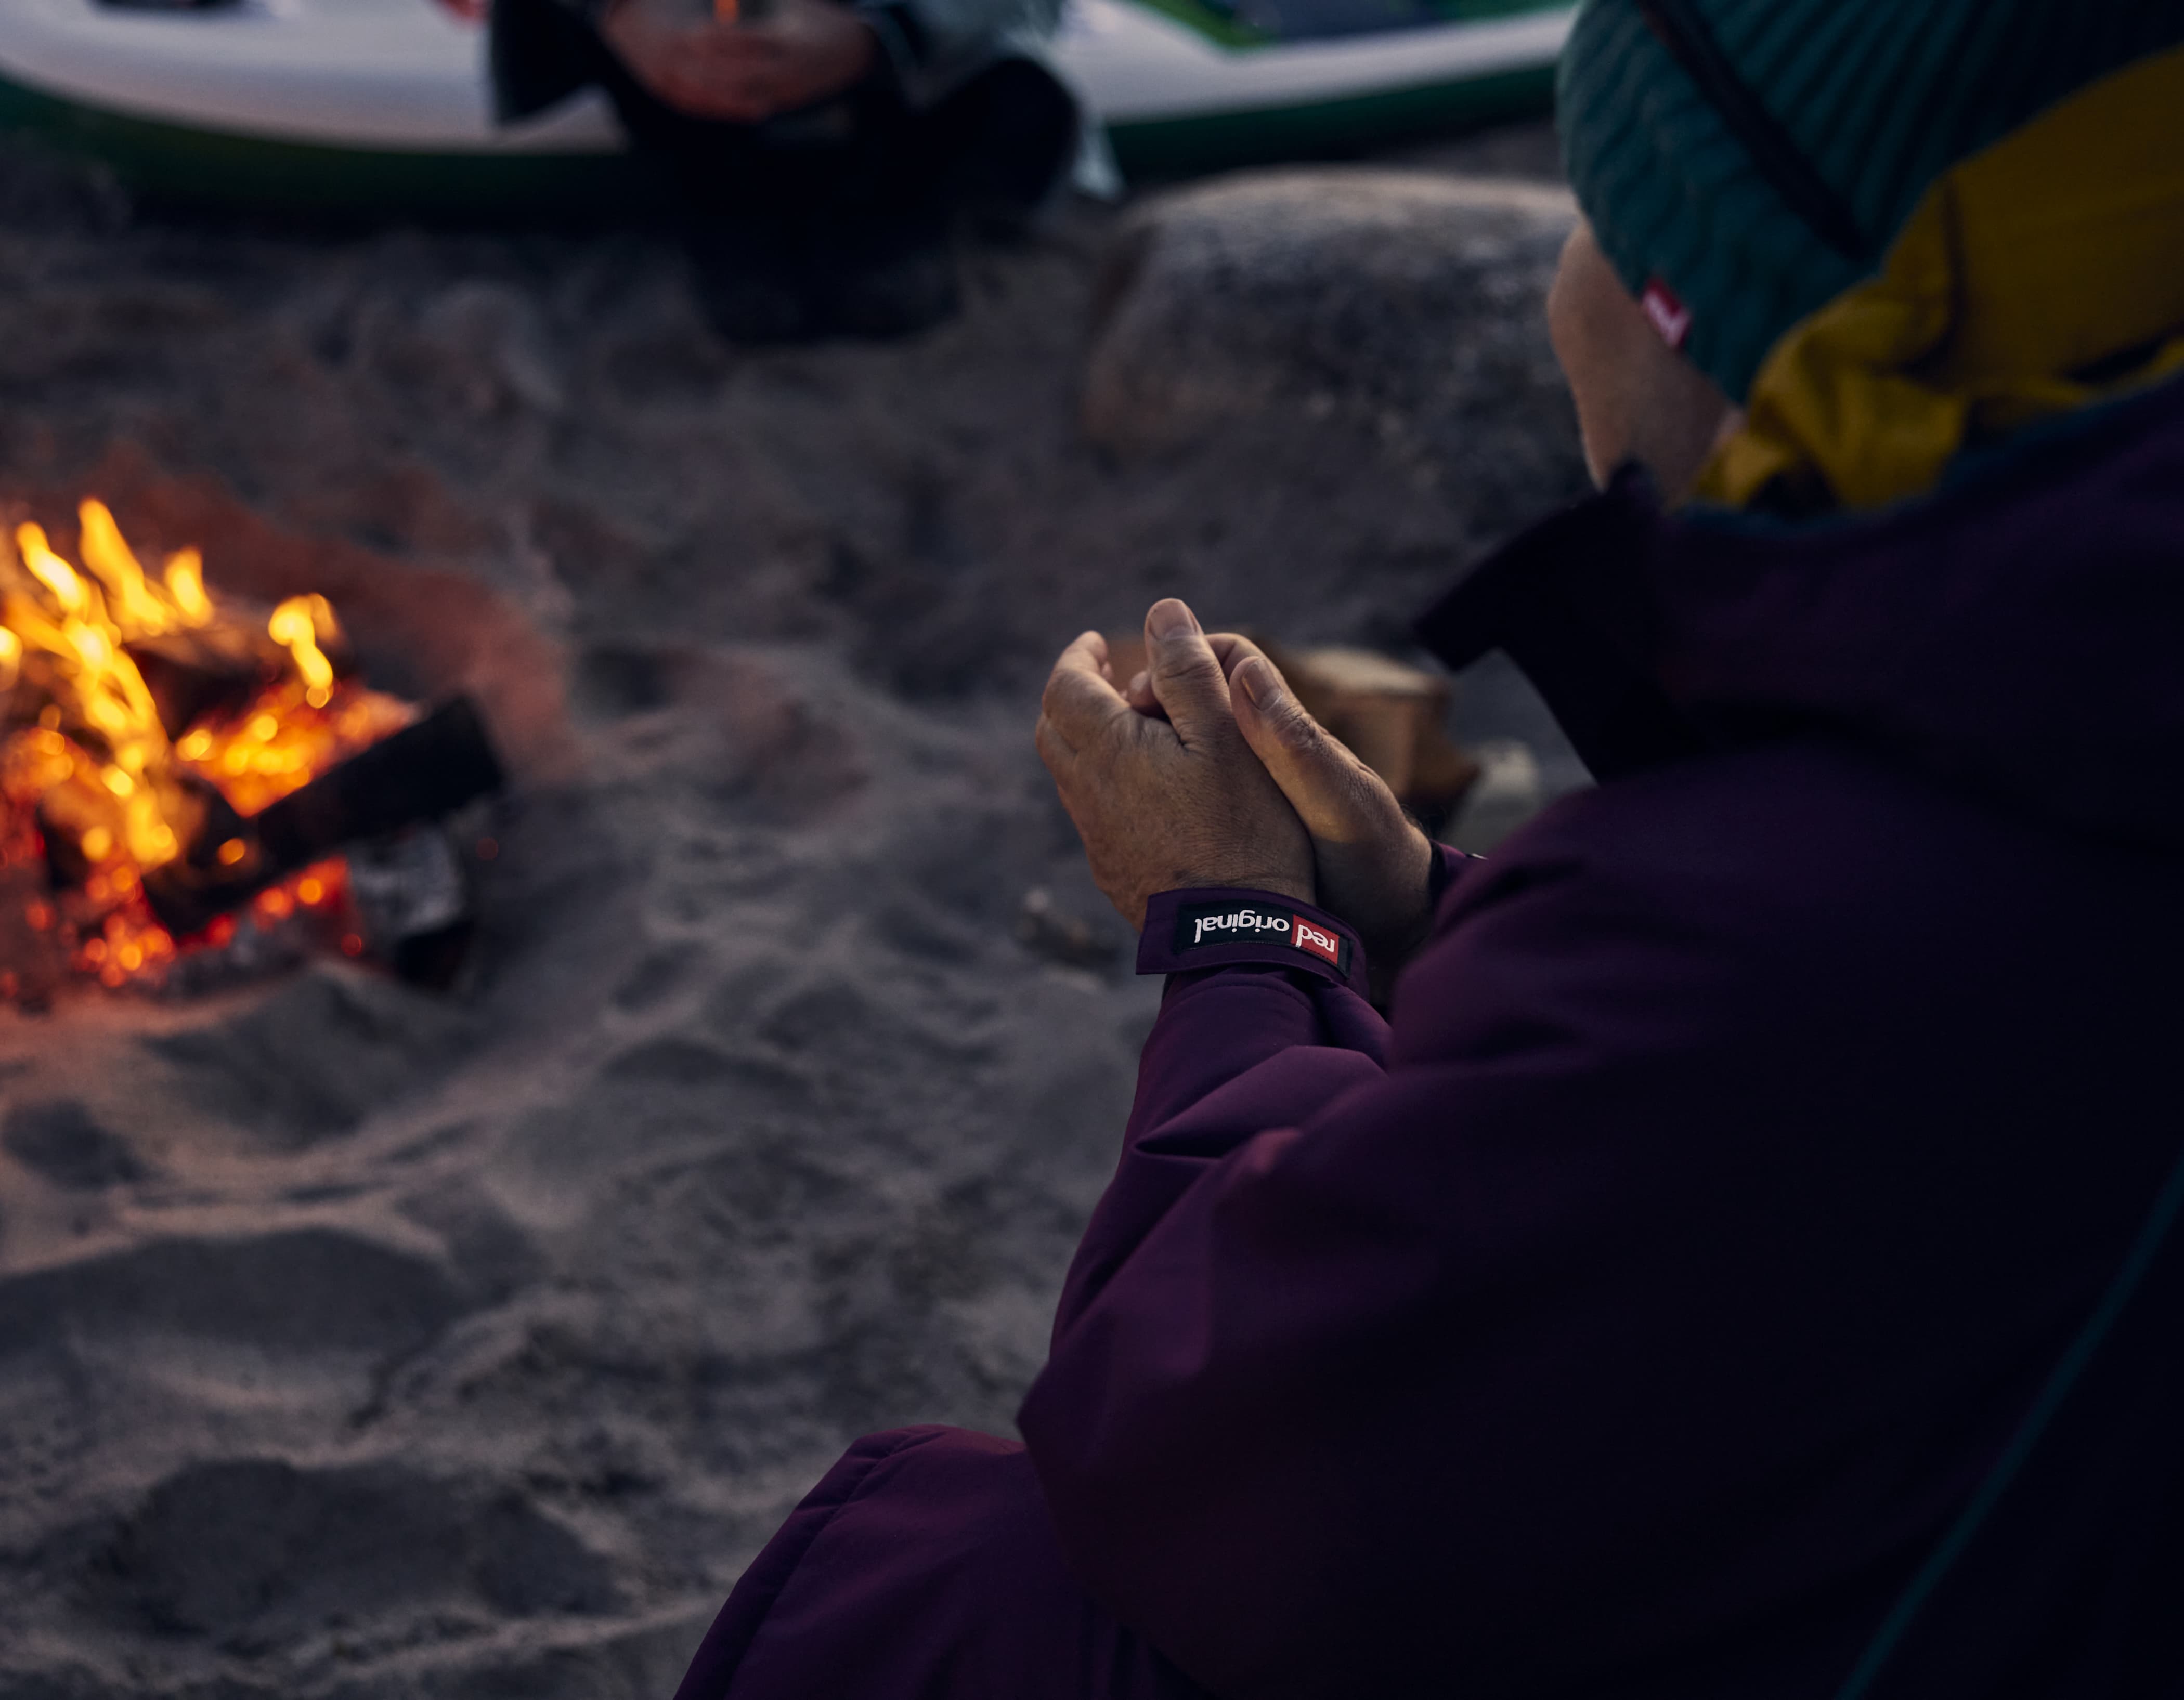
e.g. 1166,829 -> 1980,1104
1084,169 -> 1582,498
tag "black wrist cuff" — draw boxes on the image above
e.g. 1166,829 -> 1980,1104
1137,887 -> 1369,998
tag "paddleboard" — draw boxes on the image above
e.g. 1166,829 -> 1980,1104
0,0 -> 1570,210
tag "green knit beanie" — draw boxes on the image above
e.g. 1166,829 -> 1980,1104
1557,0 -> 2184,404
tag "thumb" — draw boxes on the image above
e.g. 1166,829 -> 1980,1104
1230,654 -> 1384,842
1142,598 -> 1236,748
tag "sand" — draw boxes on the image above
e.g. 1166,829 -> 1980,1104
0,122 -> 1585,1698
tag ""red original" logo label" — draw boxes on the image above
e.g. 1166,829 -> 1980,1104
1290,915 -> 1342,966
1173,900 -> 1351,977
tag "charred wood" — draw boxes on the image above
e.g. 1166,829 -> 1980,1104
144,696 -> 504,936
123,627 -> 285,741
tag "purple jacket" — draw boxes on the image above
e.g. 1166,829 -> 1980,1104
675,378 -> 2184,1700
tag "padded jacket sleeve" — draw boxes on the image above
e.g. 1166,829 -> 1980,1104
1016,751 -> 2172,1700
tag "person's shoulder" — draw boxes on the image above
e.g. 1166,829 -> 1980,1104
1398,737 -> 2118,1065
1467,737 -> 2054,931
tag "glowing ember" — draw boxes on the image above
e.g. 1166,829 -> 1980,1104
0,500 -> 417,994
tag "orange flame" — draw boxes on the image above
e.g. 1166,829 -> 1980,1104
6,508 -> 182,871
269,594 -> 339,710
1,501 -> 415,992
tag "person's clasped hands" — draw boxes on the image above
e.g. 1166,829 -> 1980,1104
601,0 -> 878,126
1036,598 -> 1441,991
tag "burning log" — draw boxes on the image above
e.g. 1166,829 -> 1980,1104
122,594 -> 358,741
142,697 -> 504,938
125,626 -> 293,741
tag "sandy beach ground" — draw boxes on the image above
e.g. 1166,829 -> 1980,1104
0,121 -> 1585,1698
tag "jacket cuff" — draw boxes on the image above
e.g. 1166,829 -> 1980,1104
1137,888 -> 1369,998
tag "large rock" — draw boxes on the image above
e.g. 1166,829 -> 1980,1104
1084,169 -> 1582,499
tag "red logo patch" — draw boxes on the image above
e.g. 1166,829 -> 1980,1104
1291,916 -> 1342,966
1641,278 -> 1692,350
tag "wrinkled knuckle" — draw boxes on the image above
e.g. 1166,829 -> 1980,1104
1156,647 -> 1221,687
1269,699 -> 1322,752
1336,758 -> 1390,816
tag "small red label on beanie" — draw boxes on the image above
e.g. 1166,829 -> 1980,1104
1642,278 -> 1692,349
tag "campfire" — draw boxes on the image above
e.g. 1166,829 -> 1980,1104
0,501 -> 503,1004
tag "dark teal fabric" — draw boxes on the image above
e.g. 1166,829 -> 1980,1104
1556,1 -> 2184,402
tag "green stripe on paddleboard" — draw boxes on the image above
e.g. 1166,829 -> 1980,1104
1132,0 -> 1568,51
0,72 -> 652,217
1124,0 -> 1270,51
1105,61 -> 1555,177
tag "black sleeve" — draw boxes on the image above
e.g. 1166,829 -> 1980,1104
489,0 -> 614,124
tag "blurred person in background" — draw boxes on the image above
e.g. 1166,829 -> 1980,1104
491,0 -> 1078,340
673,1 -> 2184,1696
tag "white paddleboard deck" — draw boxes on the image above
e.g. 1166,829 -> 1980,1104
0,0 -> 1571,155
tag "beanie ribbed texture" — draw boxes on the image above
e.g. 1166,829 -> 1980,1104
1557,1 -> 2184,403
